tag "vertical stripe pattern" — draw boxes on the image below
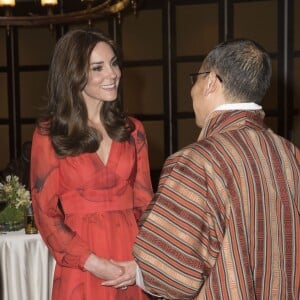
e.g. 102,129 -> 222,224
133,110 -> 300,300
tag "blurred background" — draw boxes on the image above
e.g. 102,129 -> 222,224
0,0 -> 299,189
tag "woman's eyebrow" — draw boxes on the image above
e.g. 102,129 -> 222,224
90,56 -> 117,65
90,61 -> 104,65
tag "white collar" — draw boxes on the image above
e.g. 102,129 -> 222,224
214,102 -> 262,111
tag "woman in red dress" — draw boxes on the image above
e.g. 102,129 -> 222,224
30,29 -> 153,300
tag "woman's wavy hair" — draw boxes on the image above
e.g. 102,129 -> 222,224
38,29 -> 135,157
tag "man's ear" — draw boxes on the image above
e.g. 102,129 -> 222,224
205,72 -> 219,95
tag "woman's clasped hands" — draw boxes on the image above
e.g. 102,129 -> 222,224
84,253 -> 137,290
102,259 -> 137,290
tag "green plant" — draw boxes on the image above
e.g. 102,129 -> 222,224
0,175 -> 31,225
0,175 -> 31,209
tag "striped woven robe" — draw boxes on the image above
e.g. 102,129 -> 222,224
133,109 -> 300,300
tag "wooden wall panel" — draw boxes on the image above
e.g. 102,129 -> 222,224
261,59 -> 278,110
295,0 -> 300,50
234,1 -> 277,52
123,66 -> 163,114
18,27 -> 56,65
0,126 -> 9,170
294,58 -> 300,109
176,4 -> 218,56
294,117 -> 300,148
177,119 -> 199,149
122,10 -> 162,61
0,29 -> 6,65
69,19 -> 109,35
21,124 -> 35,145
19,71 -> 48,118
0,73 -> 8,118
264,116 -> 278,134
143,120 -> 165,170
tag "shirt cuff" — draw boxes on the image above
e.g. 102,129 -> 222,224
136,264 -> 146,290
136,264 -> 161,298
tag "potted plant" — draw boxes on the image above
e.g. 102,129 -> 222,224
0,175 -> 31,231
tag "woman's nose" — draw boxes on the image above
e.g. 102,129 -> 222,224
106,66 -> 119,79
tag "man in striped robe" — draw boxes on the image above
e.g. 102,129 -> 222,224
102,39 -> 300,299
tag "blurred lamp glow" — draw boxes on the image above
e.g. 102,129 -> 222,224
0,0 -> 16,7
41,0 -> 58,6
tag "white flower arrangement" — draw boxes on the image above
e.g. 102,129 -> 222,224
0,175 -> 31,209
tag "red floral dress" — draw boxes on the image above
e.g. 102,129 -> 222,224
30,118 -> 153,300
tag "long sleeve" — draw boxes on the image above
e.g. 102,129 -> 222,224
30,129 -> 91,269
133,146 -> 225,299
134,110 -> 300,300
131,118 -> 153,222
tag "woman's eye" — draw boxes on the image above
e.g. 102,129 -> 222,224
112,60 -> 119,67
91,66 -> 102,72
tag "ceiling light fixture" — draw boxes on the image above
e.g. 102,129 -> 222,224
0,0 -> 138,27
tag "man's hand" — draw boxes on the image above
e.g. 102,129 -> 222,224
101,259 -> 137,289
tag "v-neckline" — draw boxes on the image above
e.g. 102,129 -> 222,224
95,140 -> 114,167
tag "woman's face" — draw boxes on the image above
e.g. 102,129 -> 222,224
82,41 -> 121,104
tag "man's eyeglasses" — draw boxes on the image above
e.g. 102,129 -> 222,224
189,71 -> 223,86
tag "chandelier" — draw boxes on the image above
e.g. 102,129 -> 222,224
0,0 -> 138,27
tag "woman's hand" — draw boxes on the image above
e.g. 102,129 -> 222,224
84,253 -> 124,281
101,259 -> 137,289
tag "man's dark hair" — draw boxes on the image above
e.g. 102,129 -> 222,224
202,39 -> 272,103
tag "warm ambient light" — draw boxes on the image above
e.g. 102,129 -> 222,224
0,0 -> 15,7
0,0 -> 138,27
41,0 -> 58,6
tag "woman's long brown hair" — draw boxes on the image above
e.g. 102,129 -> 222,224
38,29 -> 134,157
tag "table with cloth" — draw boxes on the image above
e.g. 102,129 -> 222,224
0,229 -> 55,300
